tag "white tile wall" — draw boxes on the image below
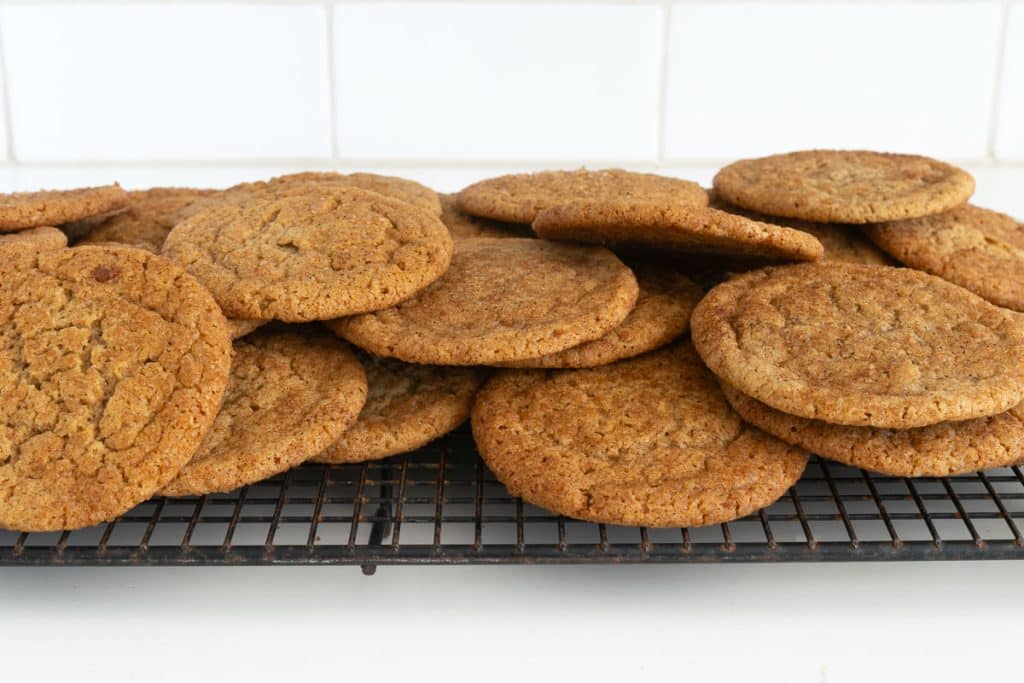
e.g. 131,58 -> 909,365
333,3 -> 663,162
0,41 -> 8,162
665,2 -> 1004,161
996,1 -> 1024,159
0,1 -> 1016,168
0,4 -> 332,162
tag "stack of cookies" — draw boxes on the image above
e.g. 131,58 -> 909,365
1,150 -> 1022,533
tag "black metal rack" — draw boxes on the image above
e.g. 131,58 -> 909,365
3,424 -> 1023,574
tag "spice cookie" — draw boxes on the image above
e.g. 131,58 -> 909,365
864,205 -> 1024,312
721,382 -> 1024,477
0,184 -> 129,232
162,187 -> 453,322
471,343 -> 808,528
161,328 -> 367,497
499,263 -> 703,368
313,354 -> 487,464
457,169 -> 708,224
713,150 -> 974,224
228,319 -> 265,340
533,202 -> 824,263
0,246 -> 232,531
79,187 -> 217,252
691,262 -> 1024,429
439,193 -> 532,240
0,226 -> 68,251
330,238 -> 639,365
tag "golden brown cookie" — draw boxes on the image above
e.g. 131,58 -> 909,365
0,246 -> 232,531
708,190 -> 892,266
498,263 -> 703,368
0,226 -> 68,251
713,150 -> 974,224
691,262 -> 1024,428
0,184 -> 129,232
721,382 -> 1024,477
228,318 -> 265,340
79,187 -> 217,252
161,328 -> 367,497
162,187 -> 453,322
471,343 -> 808,527
864,205 -> 1024,312
313,354 -> 486,464
533,202 -> 824,263
329,238 -> 639,365
439,193 -> 532,240
457,169 -> 708,224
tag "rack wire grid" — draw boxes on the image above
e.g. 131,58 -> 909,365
3,424 -> 1024,574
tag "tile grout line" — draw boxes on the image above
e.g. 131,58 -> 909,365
325,1 -> 341,160
0,22 -> 16,163
985,0 -> 1012,161
656,2 -> 672,164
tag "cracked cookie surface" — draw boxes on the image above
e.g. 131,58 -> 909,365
0,245 -> 232,531
79,187 -> 217,252
329,238 -> 639,365
161,186 -> 453,322
533,202 -> 824,263
721,382 -> 1024,477
691,263 -> 1024,428
713,150 -> 974,224
457,169 -> 708,224
471,343 -> 808,527
161,327 -> 367,497
498,263 -> 703,368
864,205 -> 1024,312
0,184 -> 129,232
313,353 -> 486,464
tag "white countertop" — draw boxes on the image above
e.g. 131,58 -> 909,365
2,165 -> 1022,683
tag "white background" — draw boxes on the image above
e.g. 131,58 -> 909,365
1,3 -> 1023,682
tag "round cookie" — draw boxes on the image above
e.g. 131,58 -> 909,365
457,169 -> 708,224
439,193 -> 532,241
471,343 -> 808,528
713,150 -> 974,224
533,202 -> 824,263
691,262 -> 1024,429
313,354 -> 487,464
708,191 -> 892,266
0,226 -> 68,251
79,187 -> 217,252
0,184 -> 129,232
162,187 -> 453,322
161,328 -> 367,497
0,245 -> 232,531
864,205 -> 1024,312
499,263 -> 703,368
329,238 -> 639,365
721,382 -> 1024,477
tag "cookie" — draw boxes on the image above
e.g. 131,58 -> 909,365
498,263 -> 703,368
457,169 -> 708,224
708,190 -> 892,266
228,318 -> 265,340
0,226 -> 68,252
0,245 -> 232,531
79,187 -> 217,252
329,238 -> 639,365
313,354 -> 486,464
0,184 -> 129,232
533,202 -> 824,263
713,150 -> 974,224
161,327 -> 367,497
864,205 -> 1024,312
162,187 -> 453,322
471,343 -> 808,528
439,193 -> 532,240
691,262 -> 1024,428
721,382 -> 1024,477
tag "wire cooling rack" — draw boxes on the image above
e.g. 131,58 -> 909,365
3,424 -> 1023,573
